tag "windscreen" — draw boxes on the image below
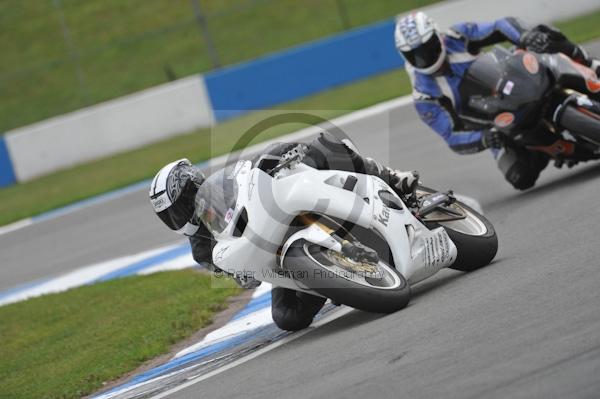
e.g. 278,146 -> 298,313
195,164 -> 239,236
462,52 -> 504,96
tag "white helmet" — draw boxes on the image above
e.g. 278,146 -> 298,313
149,158 -> 205,236
395,12 -> 446,75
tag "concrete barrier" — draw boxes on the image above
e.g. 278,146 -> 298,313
4,75 -> 214,182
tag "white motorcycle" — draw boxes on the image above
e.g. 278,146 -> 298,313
197,156 -> 498,313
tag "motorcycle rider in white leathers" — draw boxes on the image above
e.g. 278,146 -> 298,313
149,132 -> 419,331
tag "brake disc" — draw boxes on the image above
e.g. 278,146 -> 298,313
325,249 -> 382,278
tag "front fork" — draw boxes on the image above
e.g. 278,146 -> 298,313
279,215 -> 378,269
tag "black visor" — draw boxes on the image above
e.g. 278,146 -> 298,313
402,34 -> 443,69
155,179 -> 198,230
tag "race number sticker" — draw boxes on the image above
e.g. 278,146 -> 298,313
502,80 -> 514,96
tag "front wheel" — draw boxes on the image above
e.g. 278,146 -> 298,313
283,241 -> 411,313
418,187 -> 498,272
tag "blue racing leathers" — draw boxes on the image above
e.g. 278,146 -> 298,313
405,18 -> 527,154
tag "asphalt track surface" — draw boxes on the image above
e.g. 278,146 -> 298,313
3,42 -> 600,398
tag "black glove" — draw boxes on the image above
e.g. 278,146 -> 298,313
481,128 -> 504,150
521,24 -> 579,57
520,30 -> 550,53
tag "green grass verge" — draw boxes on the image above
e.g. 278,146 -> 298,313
1,10 -> 599,227
555,8 -> 600,44
0,269 -> 241,399
0,0 -> 440,133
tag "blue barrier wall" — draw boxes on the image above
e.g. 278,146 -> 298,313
204,19 -> 404,122
0,137 -> 16,187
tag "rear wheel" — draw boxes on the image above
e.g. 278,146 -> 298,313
283,240 -> 411,313
418,187 -> 498,272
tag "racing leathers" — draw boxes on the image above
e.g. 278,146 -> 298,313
189,132 -> 418,331
399,17 -> 598,189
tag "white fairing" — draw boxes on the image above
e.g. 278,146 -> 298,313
210,162 -> 457,293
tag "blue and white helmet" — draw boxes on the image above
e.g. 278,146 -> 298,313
395,12 -> 446,75
149,159 -> 205,236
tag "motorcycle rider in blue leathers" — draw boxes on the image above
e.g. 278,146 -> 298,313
395,12 -> 600,190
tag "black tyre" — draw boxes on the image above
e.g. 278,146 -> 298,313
283,240 -> 411,313
418,187 -> 498,272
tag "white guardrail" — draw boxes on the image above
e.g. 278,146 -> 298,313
1,0 -> 598,184
4,76 -> 214,182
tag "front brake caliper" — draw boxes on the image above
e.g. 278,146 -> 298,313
340,240 -> 379,264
